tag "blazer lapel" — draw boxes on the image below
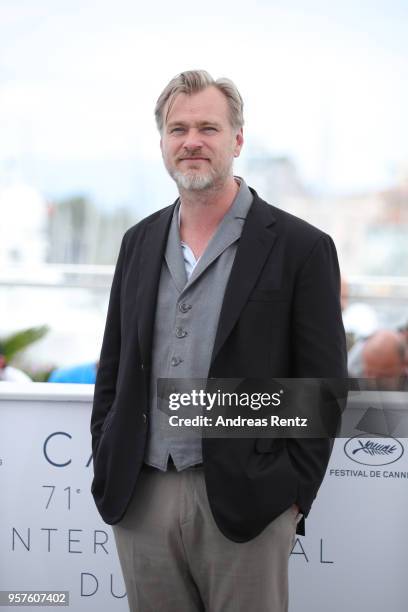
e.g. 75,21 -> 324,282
137,203 -> 176,366
210,193 -> 278,363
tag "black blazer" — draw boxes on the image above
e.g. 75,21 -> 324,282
90,188 -> 347,542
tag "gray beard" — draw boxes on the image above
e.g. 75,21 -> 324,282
171,170 -> 215,191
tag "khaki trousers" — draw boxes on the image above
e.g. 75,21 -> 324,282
113,464 -> 298,612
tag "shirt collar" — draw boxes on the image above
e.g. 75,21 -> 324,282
177,176 -> 253,229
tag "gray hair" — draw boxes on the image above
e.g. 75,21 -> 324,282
154,70 -> 244,134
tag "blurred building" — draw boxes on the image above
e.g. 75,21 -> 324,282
245,154 -> 408,277
47,195 -> 135,265
245,155 -> 308,204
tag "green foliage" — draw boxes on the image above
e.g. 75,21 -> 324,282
0,326 -> 49,362
30,367 -> 55,382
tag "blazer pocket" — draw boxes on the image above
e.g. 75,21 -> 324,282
255,438 -> 285,453
101,409 -> 117,434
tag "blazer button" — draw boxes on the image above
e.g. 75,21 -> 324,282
179,303 -> 192,313
175,327 -> 188,338
142,413 -> 148,424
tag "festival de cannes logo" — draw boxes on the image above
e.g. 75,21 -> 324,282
344,436 -> 404,466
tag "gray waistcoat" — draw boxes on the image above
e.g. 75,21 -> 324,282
144,179 -> 253,470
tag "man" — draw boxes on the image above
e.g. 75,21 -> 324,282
363,330 -> 407,379
348,328 -> 408,388
90,70 -> 347,612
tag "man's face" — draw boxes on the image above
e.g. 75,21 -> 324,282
363,336 -> 408,389
160,86 -> 243,192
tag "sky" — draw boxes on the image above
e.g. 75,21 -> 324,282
1,0 -> 408,213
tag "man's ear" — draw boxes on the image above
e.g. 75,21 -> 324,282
234,128 -> 244,158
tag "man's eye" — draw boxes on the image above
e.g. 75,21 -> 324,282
203,127 -> 217,132
170,127 -> 185,134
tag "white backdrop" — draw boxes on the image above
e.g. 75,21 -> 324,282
0,384 -> 407,611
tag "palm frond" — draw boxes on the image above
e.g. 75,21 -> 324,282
1,326 -> 49,362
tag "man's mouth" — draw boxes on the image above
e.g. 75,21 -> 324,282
178,157 -> 209,162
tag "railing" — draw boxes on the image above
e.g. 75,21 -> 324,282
0,265 -> 114,290
1,265 -> 408,298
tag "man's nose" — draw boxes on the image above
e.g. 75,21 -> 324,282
182,129 -> 203,150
